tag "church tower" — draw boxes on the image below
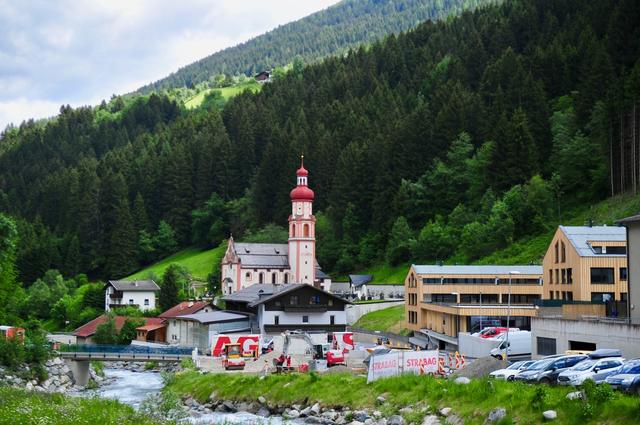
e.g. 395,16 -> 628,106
288,156 -> 316,285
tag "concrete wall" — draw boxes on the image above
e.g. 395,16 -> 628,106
626,222 -> 640,323
531,317 -> 640,358
346,300 -> 405,325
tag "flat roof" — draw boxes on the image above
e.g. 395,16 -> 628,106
559,225 -> 626,257
412,265 -> 542,275
177,311 -> 249,324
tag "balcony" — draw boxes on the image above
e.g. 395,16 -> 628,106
283,304 -> 328,313
110,291 -> 123,300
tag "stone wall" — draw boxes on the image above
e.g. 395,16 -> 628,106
346,300 -> 405,325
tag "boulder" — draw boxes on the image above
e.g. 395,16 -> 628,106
376,396 -> 386,404
422,415 -> 442,425
311,403 -> 322,415
222,401 -> 236,412
439,408 -> 452,417
258,396 -> 267,404
484,408 -> 506,424
256,407 -> 271,418
302,406 -> 313,417
454,377 -> 471,385
286,410 -> 301,419
353,411 -> 369,422
542,410 -> 557,421
322,411 -> 340,421
372,411 -> 383,418
348,421 -> 365,425
388,415 -> 405,425
566,391 -> 584,401
445,415 -> 463,425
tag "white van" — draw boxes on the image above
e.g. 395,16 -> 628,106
489,331 -> 532,359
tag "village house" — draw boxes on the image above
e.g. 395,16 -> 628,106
168,311 -> 251,353
104,280 -> 160,312
73,315 -> 164,344
254,71 -> 270,83
405,264 -> 543,350
223,283 -> 350,333
221,158 -> 331,294
158,300 -> 218,344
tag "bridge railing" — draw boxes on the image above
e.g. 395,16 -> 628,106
58,343 -> 194,356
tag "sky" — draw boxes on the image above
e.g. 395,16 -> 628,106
0,0 -> 341,130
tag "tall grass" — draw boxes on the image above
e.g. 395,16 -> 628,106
166,371 -> 640,424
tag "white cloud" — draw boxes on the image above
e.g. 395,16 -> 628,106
0,0 -> 340,129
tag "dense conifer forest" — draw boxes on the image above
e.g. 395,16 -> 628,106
137,0 -> 493,93
1,0 -> 639,302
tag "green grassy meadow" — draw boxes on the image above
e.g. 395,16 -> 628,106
167,371 -> 640,425
126,244 -> 226,282
184,82 -> 261,109
0,387 -> 160,425
352,305 -> 407,334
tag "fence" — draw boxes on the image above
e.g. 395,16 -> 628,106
59,343 -> 194,356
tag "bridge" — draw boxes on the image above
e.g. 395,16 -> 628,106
58,344 -> 195,386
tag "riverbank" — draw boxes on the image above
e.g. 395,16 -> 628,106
0,386 -> 160,425
166,371 -> 640,424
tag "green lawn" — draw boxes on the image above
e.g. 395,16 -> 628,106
352,305 -> 407,334
166,371 -> 640,424
184,82 -> 261,109
126,244 -> 226,282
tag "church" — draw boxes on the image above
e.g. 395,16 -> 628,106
221,158 -> 331,295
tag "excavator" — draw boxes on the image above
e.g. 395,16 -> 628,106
277,330 -> 346,371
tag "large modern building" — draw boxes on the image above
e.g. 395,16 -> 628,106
405,264 -> 543,349
223,283 -> 350,333
542,226 -> 628,310
221,158 -> 331,294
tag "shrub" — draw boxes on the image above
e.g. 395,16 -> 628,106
531,385 -> 549,409
145,361 -> 158,371
180,358 -> 196,370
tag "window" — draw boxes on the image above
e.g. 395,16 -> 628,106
284,273 -> 289,284
272,273 -> 277,284
620,267 -> 628,281
129,299 -> 134,304
291,224 -> 296,237
259,273 -> 264,284
537,337 -> 557,356
303,224 -> 310,237
548,269 -> 553,284
549,291 -> 554,299
290,296 -> 298,305
561,241 -> 566,262
246,272 -> 251,279
309,295 -> 321,305
302,315 -> 309,323
592,246 -> 603,254
554,242 -> 559,263
274,300 -> 282,308
555,269 -> 559,285
566,291 -> 573,301
591,268 -> 614,284
274,315 -> 279,325
561,269 -> 566,284
423,278 -> 441,284
144,299 -> 149,306
567,268 -> 573,284
607,246 -> 627,255
330,315 -> 335,325
569,340 -> 596,351
328,298 -> 333,306
591,292 -> 614,303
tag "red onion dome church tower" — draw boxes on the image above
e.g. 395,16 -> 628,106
288,156 -> 316,284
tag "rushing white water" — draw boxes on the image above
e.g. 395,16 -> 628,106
88,368 -> 286,425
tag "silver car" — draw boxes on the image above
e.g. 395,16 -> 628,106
489,360 -> 536,381
557,357 -> 624,386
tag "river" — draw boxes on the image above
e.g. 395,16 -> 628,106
87,368 -> 285,425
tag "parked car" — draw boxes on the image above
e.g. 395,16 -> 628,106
515,355 -> 589,384
489,360 -> 536,381
489,331 -> 532,359
473,327 -> 520,339
605,360 -> 640,394
557,357 -> 624,386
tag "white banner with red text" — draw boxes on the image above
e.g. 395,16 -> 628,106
367,350 -> 439,382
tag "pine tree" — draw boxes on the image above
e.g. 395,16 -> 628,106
160,264 -> 184,311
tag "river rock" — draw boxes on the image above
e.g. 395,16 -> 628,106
25,382 -> 33,391
353,410 -> 369,422
376,396 -> 386,404
258,395 -> 267,404
311,402 -> 322,415
372,411 -> 383,418
422,415 -> 441,425
301,406 -> 313,416
285,409 -> 301,419
222,401 -> 237,412
485,408 -> 506,424
445,415 -> 463,425
377,418 -> 388,425
323,410 -> 339,421
439,407 -> 452,417
542,410 -> 557,421
388,415 -> 405,425
349,421 -> 365,425
257,407 -> 271,418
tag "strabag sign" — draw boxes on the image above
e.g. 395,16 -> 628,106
403,350 -> 439,375
367,352 -> 399,382
367,350 -> 440,382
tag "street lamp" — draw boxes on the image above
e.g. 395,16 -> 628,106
479,291 -> 483,332
504,271 -> 521,362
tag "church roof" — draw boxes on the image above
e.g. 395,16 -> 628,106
234,242 -> 325,271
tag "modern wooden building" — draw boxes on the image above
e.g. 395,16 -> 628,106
405,265 -> 543,349
542,226 -> 628,310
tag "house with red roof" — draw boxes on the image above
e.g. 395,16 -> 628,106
74,315 -> 166,344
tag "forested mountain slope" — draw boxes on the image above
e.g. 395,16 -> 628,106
137,0 -> 493,93
0,0 -> 639,287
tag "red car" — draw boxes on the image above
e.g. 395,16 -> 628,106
477,327 -> 519,339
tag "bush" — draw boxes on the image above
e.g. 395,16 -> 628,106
145,361 -> 158,371
0,336 -> 26,368
180,358 -> 196,370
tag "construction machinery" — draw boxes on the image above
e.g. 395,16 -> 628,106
280,330 -> 346,369
222,343 -> 246,370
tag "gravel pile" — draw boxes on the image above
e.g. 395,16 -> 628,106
451,356 -> 504,379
